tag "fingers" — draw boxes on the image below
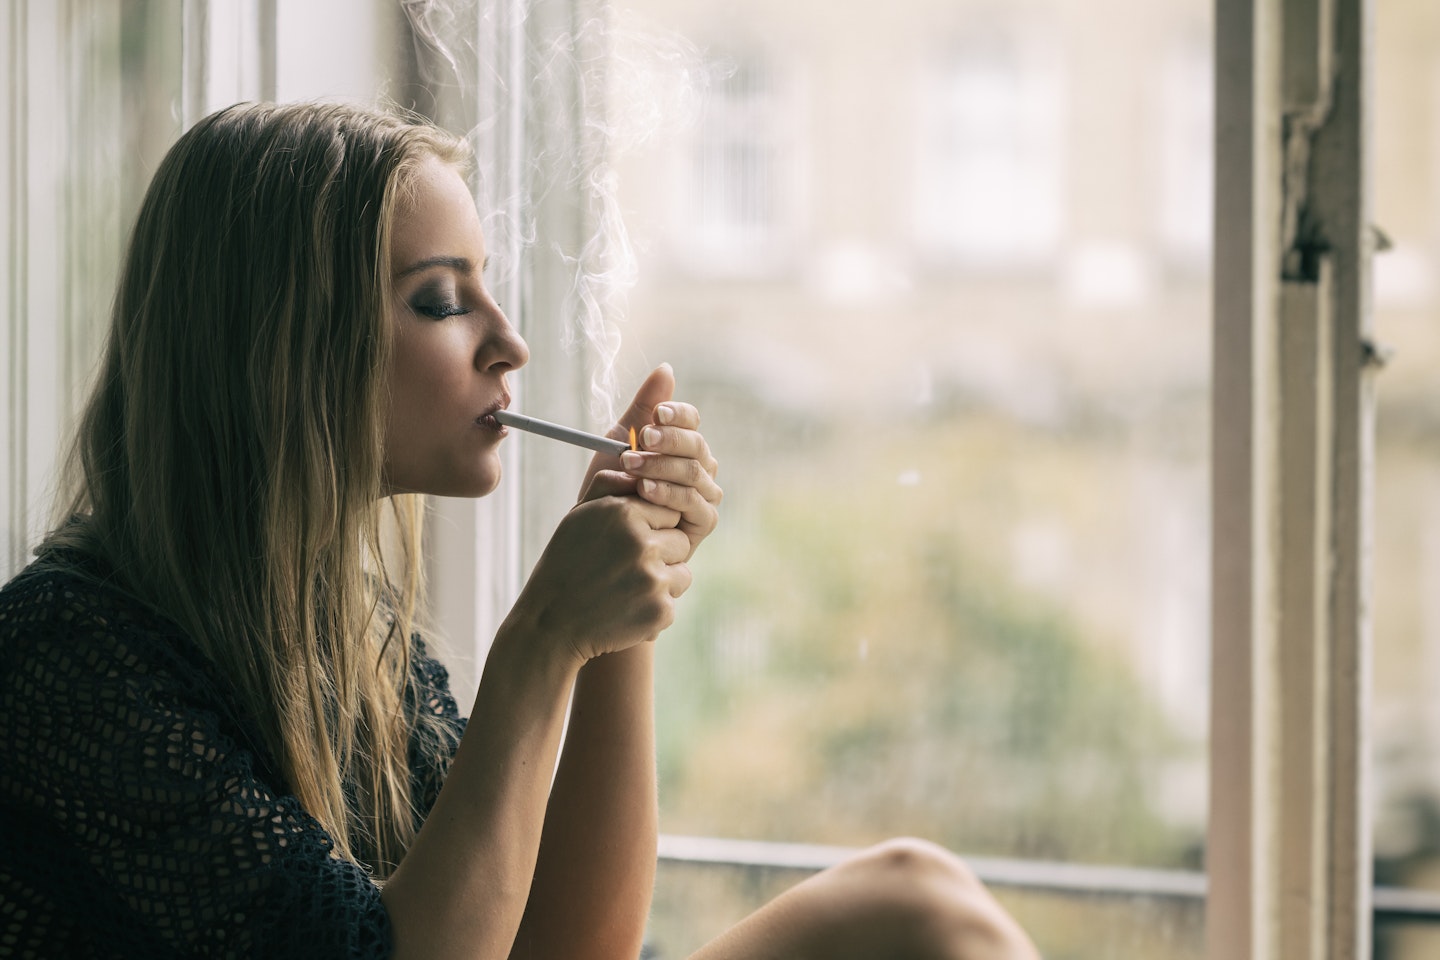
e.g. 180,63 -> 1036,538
578,365 -> 679,497
620,423 -> 723,559
651,528 -> 692,568
653,400 -> 699,429
587,473 -> 716,552
662,560 -> 693,598
636,479 -> 719,548
583,366 -> 721,569
622,448 -> 722,501
615,504 -> 691,600
580,469 -> 638,503
623,495 -> 682,532
607,363 -> 676,443
621,419 -> 721,504
630,420 -> 719,479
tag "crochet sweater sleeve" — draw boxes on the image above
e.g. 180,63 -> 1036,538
0,560 -> 466,959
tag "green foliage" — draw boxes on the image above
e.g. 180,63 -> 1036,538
655,414 -> 1201,869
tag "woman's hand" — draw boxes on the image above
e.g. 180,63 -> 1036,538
504,493 -> 692,664
581,364 -> 722,561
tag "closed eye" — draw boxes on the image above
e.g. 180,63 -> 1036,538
411,298 -> 472,320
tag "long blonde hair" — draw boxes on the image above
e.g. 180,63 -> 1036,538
45,101 -> 470,876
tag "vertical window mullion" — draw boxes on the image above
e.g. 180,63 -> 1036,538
4,2 -> 72,578
419,0 -> 531,700
1209,1 -> 1375,958
181,0 -> 272,128
1305,0 -> 1376,951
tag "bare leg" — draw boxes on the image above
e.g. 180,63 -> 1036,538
686,838 -> 1040,960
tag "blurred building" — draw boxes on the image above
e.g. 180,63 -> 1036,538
613,0 -> 1215,779
606,0 -> 1440,911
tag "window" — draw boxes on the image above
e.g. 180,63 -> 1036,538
1156,32 -> 1214,266
666,47 -> 803,277
3,2 -> 1432,958
2,0 -> 184,572
617,4 -> 1207,956
913,23 -> 1065,266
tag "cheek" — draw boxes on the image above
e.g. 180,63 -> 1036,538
391,331 -> 469,416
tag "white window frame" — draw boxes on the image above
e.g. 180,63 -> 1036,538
1208,0 -> 1377,957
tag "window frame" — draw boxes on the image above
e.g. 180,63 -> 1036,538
1208,0 -> 1378,956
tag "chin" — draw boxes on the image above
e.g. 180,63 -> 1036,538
449,462 -> 504,499
466,472 -> 503,499
382,463 -> 502,499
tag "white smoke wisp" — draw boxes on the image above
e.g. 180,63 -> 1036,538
399,0 -> 535,296
401,2 -> 715,427
558,163 -> 634,425
399,0 -> 472,84
563,11 -> 712,425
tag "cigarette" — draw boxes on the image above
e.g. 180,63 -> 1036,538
492,409 -> 634,456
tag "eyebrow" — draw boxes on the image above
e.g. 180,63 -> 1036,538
397,254 -> 475,277
394,255 -> 489,279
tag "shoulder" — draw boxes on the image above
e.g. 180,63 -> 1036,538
0,552 -> 223,710
0,552 -> 278,798
1,550 -> 185,650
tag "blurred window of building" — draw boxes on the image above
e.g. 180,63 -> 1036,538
913,26 -> 1065,267
1157,33 -> 1213,266
671,49 -> 801,277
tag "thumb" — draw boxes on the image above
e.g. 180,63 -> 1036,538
610,363 -> 675,439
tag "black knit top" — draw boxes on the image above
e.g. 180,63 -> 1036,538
0,553 -> 467,958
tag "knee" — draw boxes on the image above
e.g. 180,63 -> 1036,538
854,837 -> 981,894
844,838 -> 1037,960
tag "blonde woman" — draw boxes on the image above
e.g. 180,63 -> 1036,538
0,102 -> 1038,960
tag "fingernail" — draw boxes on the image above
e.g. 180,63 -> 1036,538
656,404 -> 674,425
642,426 -> 663,448
641,479 -> 658,496
621,452 -> 644,471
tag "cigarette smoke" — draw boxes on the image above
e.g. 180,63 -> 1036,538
401,1 -> 716,426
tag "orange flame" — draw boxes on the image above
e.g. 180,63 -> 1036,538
628,426 -> 638,451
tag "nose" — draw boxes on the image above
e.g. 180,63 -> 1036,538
478,301 -> 529,373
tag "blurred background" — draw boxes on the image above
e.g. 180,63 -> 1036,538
606,1 -> 1212,956
4,1 -> 1440,957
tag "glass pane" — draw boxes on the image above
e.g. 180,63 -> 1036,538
1374,921 -> 1440,960
65,1 -> 186,408
599,1 -> 1212,954
1373,2 -> 1440,954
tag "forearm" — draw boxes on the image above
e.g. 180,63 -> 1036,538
511,643 -> 658,960
382,631 -> 580,960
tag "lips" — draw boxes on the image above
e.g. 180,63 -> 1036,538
477,397 -> 511,429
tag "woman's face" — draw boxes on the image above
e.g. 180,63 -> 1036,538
382,155 -> 529,497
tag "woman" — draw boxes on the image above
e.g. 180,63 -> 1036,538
0,101 -> 1038,959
